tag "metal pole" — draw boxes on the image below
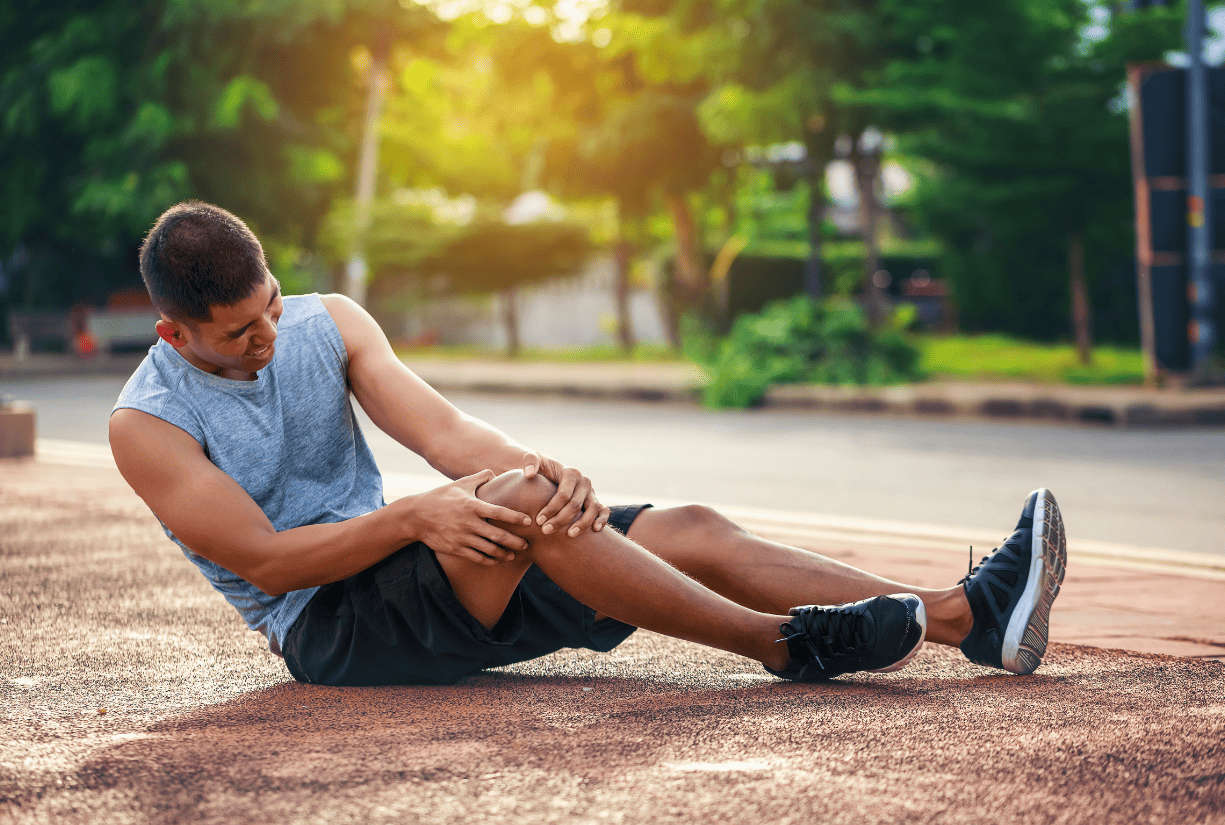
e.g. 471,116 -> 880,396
1186,0 -> 1214,371
1127,65 -> 1159,386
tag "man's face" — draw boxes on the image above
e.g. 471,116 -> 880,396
159,273 -> 283,380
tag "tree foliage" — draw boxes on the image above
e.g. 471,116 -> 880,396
0,0 -> 1196,353
699,295 -> 923,408
0,0 -> 432,310
845,0 -> 1184,341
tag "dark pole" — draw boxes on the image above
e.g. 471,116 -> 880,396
1186,0 -> 1214,372
1126,65 -> 1159,386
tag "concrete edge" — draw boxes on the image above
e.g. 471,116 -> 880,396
764,382 -> 1225,427
405,361 -> 1225,429
6,353 -> 1225,428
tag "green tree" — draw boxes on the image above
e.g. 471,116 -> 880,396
0,1 -> 190,316
695,0 -> 889,308
369,20 -> 598,353
844,0 -> 1183,344
528,7 -> 728,348
422,219 -> 593,355
0,0 -> 434,331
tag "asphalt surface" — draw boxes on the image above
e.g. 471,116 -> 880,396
6,374 -> 1225,556
3,460 -> 1224,824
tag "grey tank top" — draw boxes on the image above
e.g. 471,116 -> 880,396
112,294 -> 385,655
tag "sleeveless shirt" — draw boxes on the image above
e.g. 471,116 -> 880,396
112,294 -> 385,655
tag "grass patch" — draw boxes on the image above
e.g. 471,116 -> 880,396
394,334 -> 1147,386
918,334 -> 1145,385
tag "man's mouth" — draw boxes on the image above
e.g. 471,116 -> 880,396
248,344 -> 272,358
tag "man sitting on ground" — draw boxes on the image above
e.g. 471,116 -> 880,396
110,201 -> 1067,687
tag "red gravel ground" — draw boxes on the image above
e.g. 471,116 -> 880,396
3,462 -> 1223,824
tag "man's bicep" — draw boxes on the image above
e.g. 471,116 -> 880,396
109,409 -> 275,574
320,293 -> 467,452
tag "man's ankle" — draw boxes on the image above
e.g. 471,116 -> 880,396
923,587 -> 973,647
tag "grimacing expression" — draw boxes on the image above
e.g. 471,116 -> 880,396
163,274 -> 283,377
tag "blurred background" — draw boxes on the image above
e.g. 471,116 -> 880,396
1,0 -> 1222,398
3,0 -> 1224,563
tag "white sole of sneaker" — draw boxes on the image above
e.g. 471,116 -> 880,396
869,595 -> 927,673
1001,489 -> 1067,674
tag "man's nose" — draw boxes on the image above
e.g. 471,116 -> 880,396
253,316 -> 278,346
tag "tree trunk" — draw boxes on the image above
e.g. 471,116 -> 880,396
804,173 -> 825,301
1069,231 -> 1093,366
343,33 -> 391,308
664,192 -> 706,304
852,143 -> 884,328
613,238 -> 635,353
802,126 -> 837,302
499,288 -> 520,358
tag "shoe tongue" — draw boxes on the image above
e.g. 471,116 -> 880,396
827,607 -> 870,650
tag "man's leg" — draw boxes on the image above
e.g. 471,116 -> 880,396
625,505 -> 973,647
435,471 -> 794,672
437,470 -> 926,680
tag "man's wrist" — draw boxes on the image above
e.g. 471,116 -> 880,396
382,495 -> 428,547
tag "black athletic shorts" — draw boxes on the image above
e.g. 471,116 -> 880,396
282,504 -> 651,686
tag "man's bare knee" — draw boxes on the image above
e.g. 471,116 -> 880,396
476,469 -> 556,522
658,504 -> 745,541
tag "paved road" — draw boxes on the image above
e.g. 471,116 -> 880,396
5,374 -> 1224,556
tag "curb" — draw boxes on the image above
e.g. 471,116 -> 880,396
399,359 -> 704,404
403,358 -> 1225,428
765,381 -> 1225,426
0,353 -> 146,381
6,353 -> 1225,428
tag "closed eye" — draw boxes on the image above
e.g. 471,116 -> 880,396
227,283 -> 281,339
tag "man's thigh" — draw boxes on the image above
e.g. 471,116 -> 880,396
283,512 -> 646,686
436,547 -> 533,631
624,503 -> 736,567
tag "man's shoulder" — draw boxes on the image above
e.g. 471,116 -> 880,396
115,341 -> 187,404
112,345 -> 205,445
278,294 -> 350,369
279,293 -> 327,329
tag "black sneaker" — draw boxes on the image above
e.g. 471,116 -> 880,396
960,488 -> 1067,675
765,593 -> 927,681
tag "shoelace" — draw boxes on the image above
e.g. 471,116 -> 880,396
959,537 -> 1024,586
959,546 -> 986,585
777,605 -> 871,670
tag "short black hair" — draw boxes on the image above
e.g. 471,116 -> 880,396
139,201 -> 269,324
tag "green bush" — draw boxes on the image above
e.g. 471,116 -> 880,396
698,296 -> 923,408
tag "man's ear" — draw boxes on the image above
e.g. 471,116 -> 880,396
155,319 -> 186,348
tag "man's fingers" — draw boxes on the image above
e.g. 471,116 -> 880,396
522,451 -> 540,479
536,472 -> 579,529
472,535 -> 518,560
443,543 -> 500,567
566,493 -> 601,537
479,500 -> 532,527
545,480 -> 591,535
476,522 -> 529,552
592,503 -> 611,532
455,536 -> 517,564
465,549 -> 499,567
458,468 -> 496,492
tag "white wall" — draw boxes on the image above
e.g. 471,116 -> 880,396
401,253 -> 670,350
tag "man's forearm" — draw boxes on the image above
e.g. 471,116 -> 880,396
243,503 -> 415,596
422,412 -> 535,480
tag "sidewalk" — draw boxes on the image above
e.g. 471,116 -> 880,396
0,351 -> 146,381
4,350 -> 1225,426
403,357 -> 1225,427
